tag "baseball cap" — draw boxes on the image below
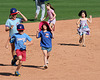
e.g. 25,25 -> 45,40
10,8 -> 18,15
17,24 -> 25,31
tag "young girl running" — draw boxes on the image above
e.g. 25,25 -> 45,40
42,3 -> 56,31
5,8 -> 27,65
36,21 -> 54,69
10,24 -> 33,76
76,10 -> 92,47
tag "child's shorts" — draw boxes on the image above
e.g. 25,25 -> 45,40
48,18 -> 56,25
41,47 -> 52,52
16,49 -> 26,61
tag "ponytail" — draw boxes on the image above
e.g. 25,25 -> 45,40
9,14 -> 11,18
46,3 -> 55,11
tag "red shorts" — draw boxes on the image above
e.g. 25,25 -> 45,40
16,49 -> 26,61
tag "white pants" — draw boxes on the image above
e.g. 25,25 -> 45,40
35,0 -> 45,21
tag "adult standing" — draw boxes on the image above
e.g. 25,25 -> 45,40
34,0 -> 48,21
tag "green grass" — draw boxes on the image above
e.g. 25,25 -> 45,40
0,0 -> 100,24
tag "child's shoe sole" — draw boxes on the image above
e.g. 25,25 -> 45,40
43,65 -> 48,69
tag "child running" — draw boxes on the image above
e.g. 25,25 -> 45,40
5,8 -> 27,66
42,3 -> 56,31
76,10 -> 92,47
10,24 -> 33,76
36,21 -> 54,69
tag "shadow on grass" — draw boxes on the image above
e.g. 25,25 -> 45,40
58,43 -> 80,46
28,19 -> 40,22
28,19 -> 35,21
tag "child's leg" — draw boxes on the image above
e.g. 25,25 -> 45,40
42,50 -> 48,66
46,52 -> 50,64
16,56 -> 23,71
15,56 -> 22,76
5,37 -> 10,49
82,34 -> 86,46
10,43 -> 16,58
46,47 -> 52,64
50,23 -> 54,31
11,43 -> 18,66
47,52 -> 50,60
79,36 -> 83,43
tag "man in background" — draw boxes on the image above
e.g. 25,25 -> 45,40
34,0 -> 48,21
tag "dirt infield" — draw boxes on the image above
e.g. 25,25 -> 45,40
0,18 -> 100,80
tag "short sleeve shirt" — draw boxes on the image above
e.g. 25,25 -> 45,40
38,31 -> 52,48
10,33 -> 32,51
5,18 -> 22,37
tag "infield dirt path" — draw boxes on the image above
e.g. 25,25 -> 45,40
0,18 -> 100,80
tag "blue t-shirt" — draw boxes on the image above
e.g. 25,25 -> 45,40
5,18 -> 22,37
37,31 -> 52,48
10,33 -> 32,51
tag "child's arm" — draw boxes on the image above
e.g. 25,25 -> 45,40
36,29 -> 39,38
51,31 -> 54,39
76,19 -> 81,28
17,11 -> 28,22
24,41 -> 33,46
50,11 -> 56,21
87,15 -> 92,23
24,35 -> 33,46
5,25 -> 14,31
42,14 -> 48,21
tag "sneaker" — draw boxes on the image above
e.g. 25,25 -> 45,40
11,59 -> 17,66
46,60 -> 49,64
11,55 -> 17,66
82,44 -> 86,47
79,38 -> 82,43
15,71 -> 20,76
43,65 -> 48,69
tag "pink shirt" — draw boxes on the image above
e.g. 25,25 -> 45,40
47,9 -> 55,19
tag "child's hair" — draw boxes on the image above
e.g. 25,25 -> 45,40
41,24 -> 50,31
78,10 -> 87,17
9,14 -> 15,18
9,14 -> 11,18
46,3 -> 55,11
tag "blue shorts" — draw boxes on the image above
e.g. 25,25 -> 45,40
41,47 -> 52,52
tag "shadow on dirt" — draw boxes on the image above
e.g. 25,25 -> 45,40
58,43 -> 80,46
0,64 -> 11,66
22,65 -> 45,70
28,35 -> 36,36
0,64 -> 45,70
0,72 -> 14,76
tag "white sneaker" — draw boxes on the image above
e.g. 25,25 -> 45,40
43,65 -> 48,69
46,60 -> 49,64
